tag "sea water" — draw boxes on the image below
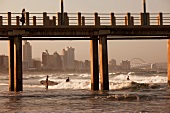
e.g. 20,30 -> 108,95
0,72 -> 170,113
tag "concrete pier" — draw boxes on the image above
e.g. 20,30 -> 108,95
99,36 -> 109,90
14,36 -> 23,91
90,36 -> 99,90
8,37 -> 14,91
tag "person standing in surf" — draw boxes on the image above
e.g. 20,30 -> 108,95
46,75 -> 49,90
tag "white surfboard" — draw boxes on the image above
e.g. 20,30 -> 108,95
40,80 -> 58,85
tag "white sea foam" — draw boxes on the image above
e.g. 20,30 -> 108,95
0,73 -> 167,90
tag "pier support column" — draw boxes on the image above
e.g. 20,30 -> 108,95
99,36 -> 109,90
14,36 -> 23,91
8,37 -> 14,91
168,37 -> 170,87
90,36 -> 99,90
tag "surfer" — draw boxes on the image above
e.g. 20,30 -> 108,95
46,75 -> 49,90
66,77 -> 70,82
127,76 -> 130,80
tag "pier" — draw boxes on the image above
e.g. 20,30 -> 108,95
0,12 -> 170,91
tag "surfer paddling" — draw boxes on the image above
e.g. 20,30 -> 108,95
66,77 -> 70,82
46,75 -> 49,90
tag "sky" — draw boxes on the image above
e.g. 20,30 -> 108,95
0,0 -> 169,64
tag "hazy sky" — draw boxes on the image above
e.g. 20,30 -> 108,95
0,0 -> 169,64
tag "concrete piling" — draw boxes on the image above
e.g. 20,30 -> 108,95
14,36 -> 23,91
99,36 -> 109,90
90,36 -> 99,90
8,37 -> 14,91
168,38 -> 170,87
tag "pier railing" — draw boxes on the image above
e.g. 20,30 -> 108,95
0,12 -> 170,26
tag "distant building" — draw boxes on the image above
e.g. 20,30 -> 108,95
23,41 -> 33,70
74,60 -> 84,71
0,55 -> 8,70
33,59 -> 41,70
109,59 -> 116,65
42,50 -> 49,69
84,60 -> 90,71
62,47 -> 75,70
53,52 -> 62,70
120,60 -> 130,70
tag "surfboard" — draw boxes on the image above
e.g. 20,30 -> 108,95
40,80 -> 58,85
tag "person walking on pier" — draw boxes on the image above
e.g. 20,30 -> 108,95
46,75 -> 49,90
20,8 -> 26,26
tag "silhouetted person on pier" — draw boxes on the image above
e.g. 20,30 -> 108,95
20,8 -> 26,26
46,75 -> 49,90
127,76 -> 130,80
66,77 -> 70,82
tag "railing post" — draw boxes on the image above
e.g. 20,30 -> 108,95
146,13 -> 150,25
49,20 -> 53,26
26,12 -> 29,26
64,13 -> 68,26
53,16 -> 56,26
111,13 -> 116,26
158,12 -> 163,25
82,16 -> 85,26
98,16 -> 100,26
131,16 -> 134,26
0,16 -> 2,26
95,13 -> 99,26
127,12 -> 131,26
46,16 -> 50,26
16,16 -> 20,26
58,12 -> 62,26
8,12 -> 11,25
43,12 -> 47,26
125,16 -> 128,25
33,16 -> 36,26
78,12 -> 81,26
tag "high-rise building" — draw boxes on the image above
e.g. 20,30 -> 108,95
33,59 -> 41,70
42,50 -> 49,69
120,60 -> 130,70
0,55 -> 8,70
62,47 -> 75,70
23,41 -> 33,70
53,51 -> 62,70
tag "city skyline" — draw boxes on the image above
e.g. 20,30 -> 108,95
0,0 -> 169,64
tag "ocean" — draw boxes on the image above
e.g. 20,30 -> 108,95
0,71 -> 170,113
